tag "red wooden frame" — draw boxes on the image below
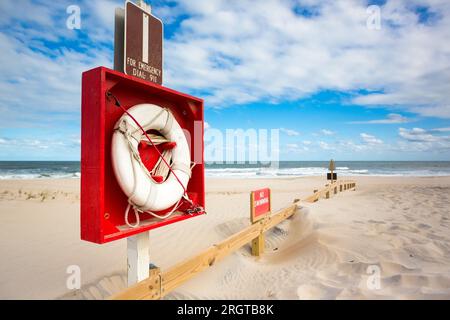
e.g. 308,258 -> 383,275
81,67 -> 205,244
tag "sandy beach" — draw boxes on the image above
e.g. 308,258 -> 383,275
0,176 -> 450,300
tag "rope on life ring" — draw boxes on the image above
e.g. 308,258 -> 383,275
107,91 -> 203,228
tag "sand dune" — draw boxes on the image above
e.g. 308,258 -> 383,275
0,176 -> 449,299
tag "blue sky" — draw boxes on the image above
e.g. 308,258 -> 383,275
0,0 -> 450,161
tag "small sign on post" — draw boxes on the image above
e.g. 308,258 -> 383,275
327,159 -> 337,182
327,172 -> 337,181
250,188 -> 271,256
124,1 -> 163,84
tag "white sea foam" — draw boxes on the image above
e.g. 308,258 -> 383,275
2,161 -> 450,179
0,172 -> 81,180
205,166 -> 450,178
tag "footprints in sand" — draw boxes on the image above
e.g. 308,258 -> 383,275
417,223 -> 432,229
0,189 -> 79,202
252,183 -> 450,299
65,182 -> 449,300
60,274 -> 127,300
296,283 -> 341,299
208,184 -> 450,300
294,257 -> 450,299
367,219 -> 386,224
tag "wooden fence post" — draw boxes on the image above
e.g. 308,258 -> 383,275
112,180 -> 356,299
251,232 -> 265,257
250,189 -> 271,257
251,190 -> 264,257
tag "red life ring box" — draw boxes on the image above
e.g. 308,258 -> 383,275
81,67 -> 205,244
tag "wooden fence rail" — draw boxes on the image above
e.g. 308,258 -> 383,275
304,180 -> 356,203
110,179 -> 356,300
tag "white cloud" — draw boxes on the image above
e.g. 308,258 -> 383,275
314,135 -> 385,154
431,127 -> 450,132
0,1 -> 113,129
1,0 -> 450,161
318,141 -> 335,150
360,133 -> 383,145
91,0 -> 118,29
398,127 -> 448,142
397,127 -> 450,152
320,129 -> 335,136
280,127 -> 300,136
0,0 -> 54,29
338,140 -> 368,152
0,136 -> 75,150
71,137 -> 81,146
285,143 -> 309,153
160,0 -> 450,118
349,113 -> 411,124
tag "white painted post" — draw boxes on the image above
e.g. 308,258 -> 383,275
127,232 -> 150,286
126,0 -> 153,289
137,0 -> 151,13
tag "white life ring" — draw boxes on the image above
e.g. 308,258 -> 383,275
111,104 -> 191,213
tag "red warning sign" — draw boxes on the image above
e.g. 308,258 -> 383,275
250,188 -> 271,223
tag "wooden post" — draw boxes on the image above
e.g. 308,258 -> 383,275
251,189 -> 265,257
137,0 -> 151,12
113,8 -> 125,73
250,191 -> 263,256
329,159 -> 336,183
122,0 -> 156,289
112,181 -> 359,299
127,232 -> 150,286
326,191 -> 330,199
334,186 -> 337,194
251,233 -> 265,256
112,204 -> 298,300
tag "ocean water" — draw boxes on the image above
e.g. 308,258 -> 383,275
1,161 -> 450,179
0,161 -> 81,180
206,161 -> 450,178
